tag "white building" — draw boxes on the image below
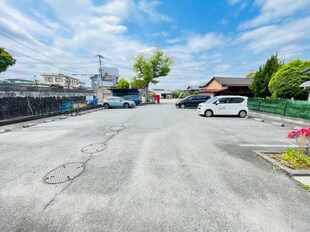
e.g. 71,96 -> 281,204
90,67 -> 119,90
40,74 -> 82,89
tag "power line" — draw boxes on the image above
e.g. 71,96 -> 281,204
8,49 -> 81,73
0,32 -> 88,72
0,27 -> 100,72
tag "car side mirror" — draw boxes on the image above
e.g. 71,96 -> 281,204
214,101 -> 219,105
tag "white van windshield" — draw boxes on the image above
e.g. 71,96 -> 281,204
206,97 -> 218,103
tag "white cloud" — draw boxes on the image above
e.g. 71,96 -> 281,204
238,16 -> 310,54
187,33 -> 225,52
138,0 -> 174,22
166,38 -> 182,44
240,0 -> 310,29
0,0 -> 55,38
96,0 -> 131,20
228,0 -> 240,5
278,44 -> 310,60
216,64 -> 231,71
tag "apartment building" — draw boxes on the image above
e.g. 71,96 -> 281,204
41,74 -> 82,89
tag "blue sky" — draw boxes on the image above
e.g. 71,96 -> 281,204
0,0 -> 310,90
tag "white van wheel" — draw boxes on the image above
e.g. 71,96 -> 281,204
204,110 -> 213,117
239,110 -> 247,118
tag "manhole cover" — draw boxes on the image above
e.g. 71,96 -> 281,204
81,143 -> 107,154
105,131 -> 118,137
44,163 -> 84,184
110,126 -> 124,131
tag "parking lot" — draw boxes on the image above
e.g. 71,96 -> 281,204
0,100 -> 309,232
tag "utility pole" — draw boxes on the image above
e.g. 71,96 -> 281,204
34,75 -> 38,91
96,54 -> 104,79
96,54 -> 104,90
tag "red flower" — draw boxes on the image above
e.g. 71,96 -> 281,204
288,130 -> 299,139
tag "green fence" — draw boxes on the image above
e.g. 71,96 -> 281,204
248,98 -> 310,120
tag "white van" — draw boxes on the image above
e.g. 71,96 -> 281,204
197,96 -> 248,118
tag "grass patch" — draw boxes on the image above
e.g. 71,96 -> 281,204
268,148 -> 310,169
300,184 -> 310,192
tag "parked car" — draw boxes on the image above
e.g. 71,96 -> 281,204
176,95 -> 211,108
123,95 -> 141,105
102,97 -> 136,109
197,96 -> 248,117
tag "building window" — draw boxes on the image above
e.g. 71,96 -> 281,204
55,78 -> 60,82
48,77 -> 53,82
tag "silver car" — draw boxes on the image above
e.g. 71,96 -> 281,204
102,97 -> 136,109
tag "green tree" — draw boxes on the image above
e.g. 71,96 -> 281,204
50,84 -> 64,89
130,77 -> 146,89
133,50 -> 172,102
250,54 -> 282,97
0,48 -> 16,73
179,90 -> 190,99
172,90 -> 182,98
269,59 -> 310,100
246,72 -> 256,78
116,78 -> 130,89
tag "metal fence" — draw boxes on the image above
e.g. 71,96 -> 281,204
0,96 -> 87,120
248,98 -> 310,120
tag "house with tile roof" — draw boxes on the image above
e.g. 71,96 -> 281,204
199,76 -> 254,97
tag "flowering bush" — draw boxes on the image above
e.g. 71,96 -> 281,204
287,127 -> 310,156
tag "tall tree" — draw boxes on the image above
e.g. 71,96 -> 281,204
0,48 -> 16,73
269,59 -> 310,100
250,54 -> 282,97
130,77 -> 146,89
116,78 -> 130,89
133,50 -> 172,102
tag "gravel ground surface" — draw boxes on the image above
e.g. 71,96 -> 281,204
0,100 -> 309,232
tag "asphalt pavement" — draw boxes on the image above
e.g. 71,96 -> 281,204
0,100 -> 309,232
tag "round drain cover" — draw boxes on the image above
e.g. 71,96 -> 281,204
110,126 -> 124,131
105,131 -> 118,137
81,143 -> 107,154
45,163 -> 84,184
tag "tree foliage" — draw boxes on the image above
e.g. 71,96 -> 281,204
246,72 -> 256,78
133,50 -> 172,102
116,78 -> 130,89
0,48 -> 16,73
50,84 -> 64,89
130,77 -> 146,89
250,54 -> 282,97
179,90 -> 190,99
269,59 -> 310,100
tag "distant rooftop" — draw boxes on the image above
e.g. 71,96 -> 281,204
301,67 -> 310,75
41,73 -> 79,80
208,76 -> 253,87
2,78 -> 34,83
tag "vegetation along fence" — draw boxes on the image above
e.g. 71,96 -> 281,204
248,98 -> 310,120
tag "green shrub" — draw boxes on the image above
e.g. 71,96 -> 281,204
282,148 -> 310,169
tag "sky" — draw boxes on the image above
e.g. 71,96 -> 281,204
0,0 -> 310,90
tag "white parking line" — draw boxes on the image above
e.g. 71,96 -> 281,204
239,144 -> 298,147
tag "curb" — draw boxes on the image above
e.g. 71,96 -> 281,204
254,151 -> 310,176
0,128 -> 12,134
44,119 -> 54,123
271,122 -> 285,127
23,123 -> 36,128
249,111 -> 310,127
253,118 -> 264,122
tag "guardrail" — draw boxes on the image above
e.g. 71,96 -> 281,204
248,98 -> 310,120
